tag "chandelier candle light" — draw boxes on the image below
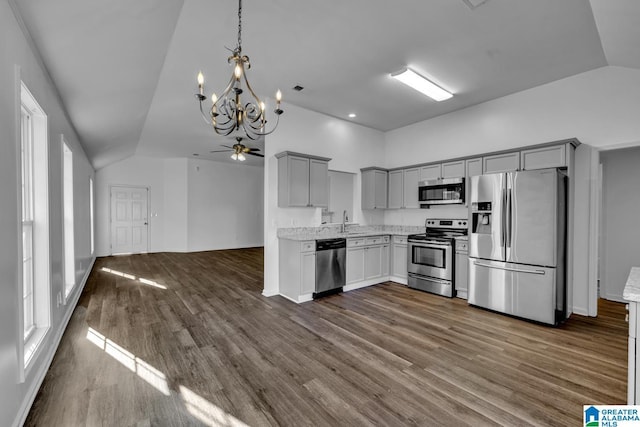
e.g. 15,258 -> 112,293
195,0 -> 283,140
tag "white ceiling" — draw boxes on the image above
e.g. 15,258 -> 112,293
12,0 -> 640,169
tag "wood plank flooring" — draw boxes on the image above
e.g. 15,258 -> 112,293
26,248 -> 627,426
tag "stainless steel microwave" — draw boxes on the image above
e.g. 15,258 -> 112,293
418,177 -> 465,207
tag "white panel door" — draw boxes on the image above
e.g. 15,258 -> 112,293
110,186 -> 148,255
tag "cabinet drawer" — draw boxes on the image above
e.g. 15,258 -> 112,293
365,236 -> 384,245
300,241 -> 315,253
393,235 -> 407,244
348,238 -> 366,247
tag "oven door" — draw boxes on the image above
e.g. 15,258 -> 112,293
407,241 -> 452,280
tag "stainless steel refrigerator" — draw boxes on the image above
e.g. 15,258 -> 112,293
468,168 -> 567,325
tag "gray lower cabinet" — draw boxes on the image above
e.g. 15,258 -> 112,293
277,152 -> 330,208
455,239 -> 469,299
391,235 -> 408,283
361,168 -> 388,209
279,239 -> 316,302
346,246 -> 365,285
346,236 -> 390,286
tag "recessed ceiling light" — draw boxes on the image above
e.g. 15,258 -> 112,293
391,68 -> 453,102
192,153 -> 199,156
348,113 -> 357,118
462,0 -> 489,10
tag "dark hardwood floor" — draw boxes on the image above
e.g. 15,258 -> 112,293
26,248 -> 627,426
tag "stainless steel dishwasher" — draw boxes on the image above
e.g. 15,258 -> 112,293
314,238 -> 346,298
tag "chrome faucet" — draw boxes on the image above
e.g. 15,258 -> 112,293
341,210 -> 348,233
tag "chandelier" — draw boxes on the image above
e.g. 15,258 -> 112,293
195,0 -> 283,140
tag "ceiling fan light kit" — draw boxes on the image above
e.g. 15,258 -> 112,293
195,0 -> 283,140
391,67 -> 453,102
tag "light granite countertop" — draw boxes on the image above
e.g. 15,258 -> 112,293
278,225 -> 423,241
623,267 -> 640,302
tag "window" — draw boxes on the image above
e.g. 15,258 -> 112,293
62,137 -> 75,298
90,177 -> 95,254
21,105 -> 35,341
19,82 -> 50,373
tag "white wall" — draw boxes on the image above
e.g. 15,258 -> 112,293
95,155 -> 264,256
263,103 -> 386,296
0,2 -> 95,425
600,147 -> 640,301
187,158 -> 264,251
384,66 -> 640,167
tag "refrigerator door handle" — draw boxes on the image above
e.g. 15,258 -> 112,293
507,187 -> 513,249
473,261 -> 546,275
501,188 -> 507,248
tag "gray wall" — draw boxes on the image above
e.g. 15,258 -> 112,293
600,146 -> 640,301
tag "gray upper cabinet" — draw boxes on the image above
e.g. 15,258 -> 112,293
361,168 -> 388,209
482,152 -> 520,173
419,164 -> 441,181
402,167 -> 420,208
465,157 -> 482,206
309,159 -> 329,207
521,144 -> 569,170
387,170 -> 403,209
277,152 -> 331,208
441,160 -> 466,179
388,168 -> 419,209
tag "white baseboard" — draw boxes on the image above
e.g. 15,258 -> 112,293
389,276 -> 408,285
262,288 -> 279,297
344,276 -> 390,292
14,256 -> 95,427
278,293 -> 313,304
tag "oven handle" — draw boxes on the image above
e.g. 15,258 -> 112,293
408,241 -> 452,248
473,261 -> 546,275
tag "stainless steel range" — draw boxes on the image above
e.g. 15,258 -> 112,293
407,218 -> 468,297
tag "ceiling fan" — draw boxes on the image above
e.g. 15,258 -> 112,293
209,137 -> 264,161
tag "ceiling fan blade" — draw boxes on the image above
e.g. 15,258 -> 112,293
246,152 -> 265,158
247,148 -> 261,151
221,145 -> 234,149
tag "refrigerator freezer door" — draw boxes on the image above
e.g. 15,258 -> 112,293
469,173 -> 506,262
507,169 -> 558,267
468,258 -> 557,325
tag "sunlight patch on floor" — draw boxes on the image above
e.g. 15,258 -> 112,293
86,327 -> 170,396
179,385 -> 250,427
100,267 -> 167,289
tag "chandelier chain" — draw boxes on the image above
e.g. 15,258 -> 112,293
237,0 -> 242,52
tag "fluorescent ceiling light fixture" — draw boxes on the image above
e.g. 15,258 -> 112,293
391,68 -> 453,101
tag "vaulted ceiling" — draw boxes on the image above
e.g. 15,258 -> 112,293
12,0 -> 640,169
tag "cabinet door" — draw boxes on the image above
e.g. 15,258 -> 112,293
309,159 -> 328,207
454,252 -> 468,298
442,160 -> 465,179
392,243 -> 408,279
346,247 -> 365,284
285,156 -> 310,207
374,170 -> 388,209
388,170 -> 403,209
364,246 -> 382,280
465,157 -> 482,207
381,244 -> 390,277
420,164 -> 442,181
521,144 -> 568,170
403,168 -> 420,209
361,170 -> 375,210
300,252 -> 316,294
483,152 -> 520,173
